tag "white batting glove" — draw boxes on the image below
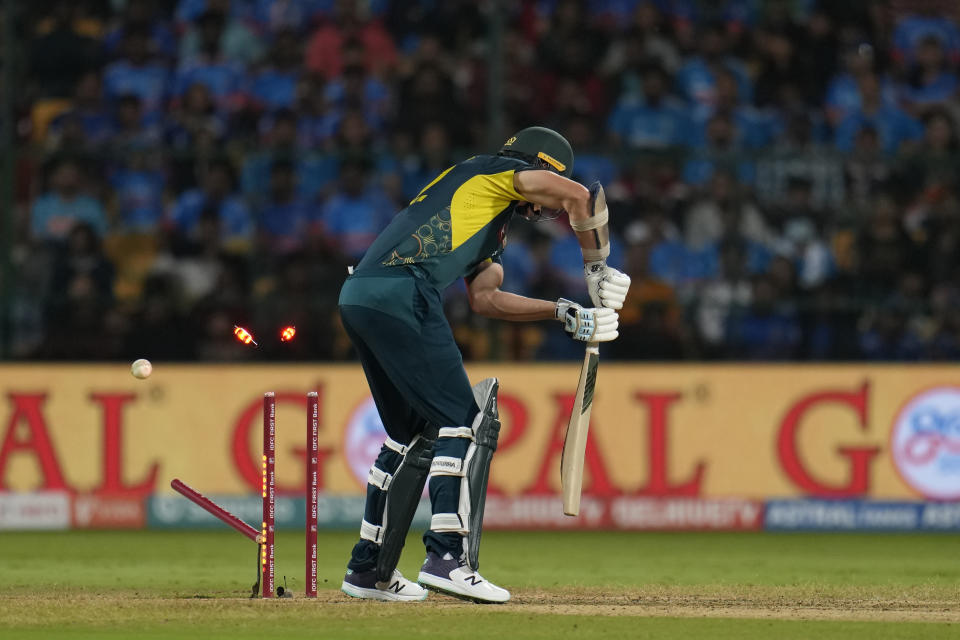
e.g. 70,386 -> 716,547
556,298 -> 619,342
584,261 -> 631,310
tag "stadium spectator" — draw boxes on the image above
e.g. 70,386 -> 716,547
692,66 -> 780,150
601,2 -> 681,76
257,159 -> 314,254
111,94 -> 163,151
173,10 -> 247,112
294,74 -> 339,149
319,156 -> 394,261
305,0 -> 397,79
857,300 -> 925,361
693,237 -> 752,358
243,108 -> 337,202
844,126 -> 891,209
684,171 -> 772,251
566,115 -> 617,187
178,0 -> 264,66
103,26 -> 170,116
246,29 -> 302,112
324,62 -> 391,132
856,194 -> 917,298
834,72 -> 923,155
753,27 -> 813,109
48,72 -> 114,151
48,221 -> 114,305
899,35 -> 959,114
682,113 -> 753,185
169,158 -> 253,251
610,235 -> 686,360
726,273 -> 801,360
123,273 -> 196,360
166,82 -> 227,150
104,0 -> 177,61
395,62 -> 458,140
892,7 -> 960,68
109,149 -> 167,232
607,64 -> 687,150
674,22 -> 751,107
28,1 -> 103,98
824,43 -> 897,126
394,121 -> 453,202
30,159 -> 108,242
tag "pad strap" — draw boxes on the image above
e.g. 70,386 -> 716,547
384,437 -> 409,456
367,466 -> 392,490
430,513 -> 469,534
569,207 -> 609,231
360,519 -> 384,544
438,426 -> 474,440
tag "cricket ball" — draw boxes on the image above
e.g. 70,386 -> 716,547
131,358 -> 153,380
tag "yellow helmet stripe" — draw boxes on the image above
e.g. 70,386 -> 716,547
537,151 -> 566,174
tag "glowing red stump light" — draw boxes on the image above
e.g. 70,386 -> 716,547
233,325 -> 258,347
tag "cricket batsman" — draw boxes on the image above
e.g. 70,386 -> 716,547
338,127 -> 631,603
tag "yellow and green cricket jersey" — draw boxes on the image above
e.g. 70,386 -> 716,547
353,154 -> 531,289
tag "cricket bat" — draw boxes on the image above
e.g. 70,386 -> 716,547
561,342 -> 600,516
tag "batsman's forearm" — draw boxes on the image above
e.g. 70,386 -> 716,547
568,186 -> 611,264
471,289 -> 557,321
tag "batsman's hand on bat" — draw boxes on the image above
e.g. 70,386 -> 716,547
584,260 -> 631,310
556,298 -> 619,342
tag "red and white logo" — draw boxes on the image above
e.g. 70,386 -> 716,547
891,387 -> 960,500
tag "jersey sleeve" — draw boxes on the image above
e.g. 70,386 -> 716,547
472,155 -> 527,202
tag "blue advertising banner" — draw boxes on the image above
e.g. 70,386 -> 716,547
765,499 -> 960,531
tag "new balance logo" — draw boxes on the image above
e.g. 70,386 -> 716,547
389,581 -> 404,593
464,576 -> 483,586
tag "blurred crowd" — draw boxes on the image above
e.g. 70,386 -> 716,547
6,0 -> 960,361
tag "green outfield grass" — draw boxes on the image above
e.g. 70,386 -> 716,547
0,530 -> 957,639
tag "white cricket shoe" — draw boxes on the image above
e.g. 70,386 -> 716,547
341,568 -> 428,602
417,551 -> 511,603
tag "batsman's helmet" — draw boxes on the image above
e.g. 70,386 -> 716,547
498,126 -> 574,178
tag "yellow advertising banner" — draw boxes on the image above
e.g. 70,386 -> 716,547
1,364 -> 958,501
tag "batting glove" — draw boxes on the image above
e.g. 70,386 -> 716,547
584,261 -> 631,310
556,298 -> 619,342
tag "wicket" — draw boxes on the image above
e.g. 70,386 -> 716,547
171,390 -> 319,599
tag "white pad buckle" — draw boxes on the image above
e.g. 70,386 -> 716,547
438,426 -> 474,440
360,519 -> 384,544
430,513 -> 469,534
384,437 -> 410,456
368,466 -> 392,490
